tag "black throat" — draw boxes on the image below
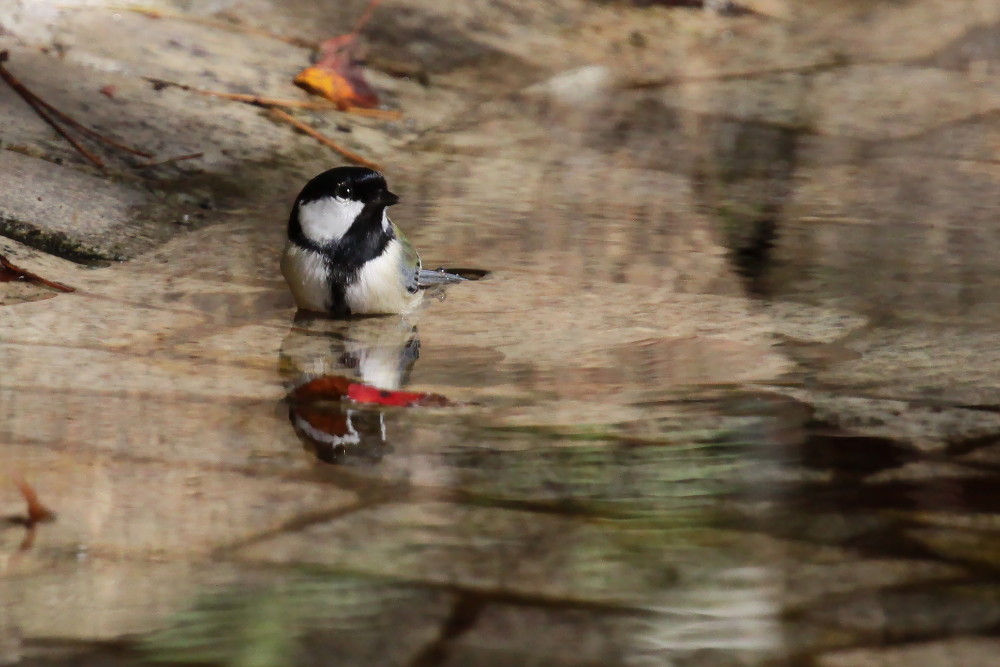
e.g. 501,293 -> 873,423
287,201 -> 394,316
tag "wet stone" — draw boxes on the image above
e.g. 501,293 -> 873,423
0,151 -> 170,262
906,525 -> 1000,570
798,583 -> 1000,643
782,390 -> 1000,454
0,562 -> 245,644
816,637 -> 1000,667
0,278 -> 54,308
140,574 -> 453,667
439,605 -> 632,667
733,534 -> 967,612
235,501 -> 737,606
0,443 -> 358,559
4,0 -> 1000,664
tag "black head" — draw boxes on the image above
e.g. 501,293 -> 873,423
295,166 -> 399,209
288,166 -> 400,252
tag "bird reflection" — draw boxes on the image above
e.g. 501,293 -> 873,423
279,313 -> 421,466
290,403 -> 390,465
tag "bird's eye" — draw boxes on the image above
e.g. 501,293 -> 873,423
334,184 -> 352,200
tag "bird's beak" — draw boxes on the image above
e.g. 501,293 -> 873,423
377,190 -> 400,207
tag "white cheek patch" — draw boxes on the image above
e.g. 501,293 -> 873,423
298,197 -> 364,244
381,209 -> 391,233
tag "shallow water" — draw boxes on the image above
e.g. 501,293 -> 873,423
5,2 -> 1000,666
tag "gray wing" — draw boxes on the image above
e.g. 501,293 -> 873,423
417,268 -> 467,287
391,221 -> 466,290
391,221 -> 421,294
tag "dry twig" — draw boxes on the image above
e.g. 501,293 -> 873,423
349,0 -> 382,37
0,51 -> 106,167
3,476 -> 55,561
0,253 -> 76,293
12,476 -> 56,525
0,50 -> 162,167
67,4 -> 316,48
136,151 -> 204,168
144,77 -> 401,119
269,108 -> 381,169
34,95 -> 153,157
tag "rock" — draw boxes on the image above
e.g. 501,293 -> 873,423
817,637 -> 1000,667
0,150 -> 166,261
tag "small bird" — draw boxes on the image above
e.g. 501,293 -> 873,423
281,166 -> 461,315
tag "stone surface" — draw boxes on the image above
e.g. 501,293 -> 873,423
0,151 -> 166,262
3,1 -> 1000,666
817,637 -> 1000,667
0,442 -> 358,559
235,501 -> 703,604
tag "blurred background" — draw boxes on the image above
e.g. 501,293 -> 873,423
3,1 -> 1000,666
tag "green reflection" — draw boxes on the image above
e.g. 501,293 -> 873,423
143,574 -> 428,665
443,430 -> 748,520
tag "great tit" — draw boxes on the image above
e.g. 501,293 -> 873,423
281,166 -> 461,316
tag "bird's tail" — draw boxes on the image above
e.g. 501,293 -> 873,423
417,268 -> 467,288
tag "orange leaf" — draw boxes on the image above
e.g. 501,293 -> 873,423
294,65 -> 377,109
294,27 -> 380,110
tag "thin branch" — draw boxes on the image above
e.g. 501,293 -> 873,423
12,476 -> 56,525
144,77 -> 401,119
349,0 -> 382,37
59,4 -> 316,49
0,253 -> 76,293
0,51 -> 105,168
0,51 -> 155,164
144,78 -> 337,108
30,94 -> 154,157
342,106 -> 402,120
135,151 -> 204,168
268,108 -> 381,169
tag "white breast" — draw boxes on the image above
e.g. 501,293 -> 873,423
345,239 -> 423,315
281,242 -> 330,312
297,197 -> 364,244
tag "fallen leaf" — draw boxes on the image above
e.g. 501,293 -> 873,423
294,34 -> 379,110
293,0 -> 383,110
290,374 -> 454,407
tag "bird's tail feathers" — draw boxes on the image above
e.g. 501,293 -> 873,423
417,269 -> 467,288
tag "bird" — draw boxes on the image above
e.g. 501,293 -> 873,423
281,166 -> 463,316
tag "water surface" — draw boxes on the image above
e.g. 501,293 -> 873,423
4,1 -> 1000,666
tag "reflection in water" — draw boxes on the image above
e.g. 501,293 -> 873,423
138,398 -> 788,666
279,313 -> 421,391
143,574 -> 443,667
279,314 -> 421,465
291,404 -> 392,466
2,477 -> 57,567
